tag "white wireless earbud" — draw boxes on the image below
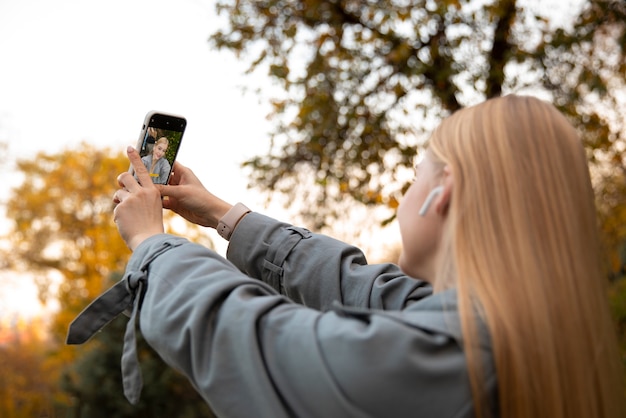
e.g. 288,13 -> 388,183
418,186 -> 444,216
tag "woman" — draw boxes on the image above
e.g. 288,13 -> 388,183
69,95 -> 624,417
399,96 -> 624,416
141,136 -> 171,184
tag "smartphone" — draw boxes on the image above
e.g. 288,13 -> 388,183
130,110 -> 187,185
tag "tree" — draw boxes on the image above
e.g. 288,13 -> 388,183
3,143 -> 215,413
209,0 -> 626,269
6,143 -> 130,341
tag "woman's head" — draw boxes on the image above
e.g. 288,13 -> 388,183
153,137 -> 169,161
399,95 -> 598,289
427,95 -> 598,290
404,95 -> 622,417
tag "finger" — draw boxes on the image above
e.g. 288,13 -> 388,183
167,161 -> 185,185
113,188 -> 130,204
155,185 -> 184,212
127,146 -> 153,187
155,183 -> 177,198
117,172 -> 141,193
160,194 -> 175,210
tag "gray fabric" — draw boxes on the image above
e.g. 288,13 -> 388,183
67,270 -> 145,403
66,240 -> 184,404
67,212 -> 496,417
66,278 -> 132,345
141,154 -> 171,184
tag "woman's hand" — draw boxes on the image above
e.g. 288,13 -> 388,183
113,146 -> 165,251
155,161 -> 232,229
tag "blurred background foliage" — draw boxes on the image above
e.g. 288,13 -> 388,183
212,0 -> 626,258
0,0 -> 625,415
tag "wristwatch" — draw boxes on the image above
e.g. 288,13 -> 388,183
216,203 -> 251,240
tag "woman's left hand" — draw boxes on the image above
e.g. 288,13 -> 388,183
113,146 -> 165,251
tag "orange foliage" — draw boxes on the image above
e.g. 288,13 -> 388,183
0,316 -> 56,418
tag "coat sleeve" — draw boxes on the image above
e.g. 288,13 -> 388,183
132,234 -> 476,418
226,212 -> 432,311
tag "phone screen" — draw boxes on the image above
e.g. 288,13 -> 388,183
136,112 -> 186,185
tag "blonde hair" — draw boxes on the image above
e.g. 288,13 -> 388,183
155,137 -> 169,148
429,95 -> 624,417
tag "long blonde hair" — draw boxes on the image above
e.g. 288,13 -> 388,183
429,95 -> 624,417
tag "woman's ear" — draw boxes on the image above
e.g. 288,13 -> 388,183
418,186 -> 444,216
436,166 -> 453,216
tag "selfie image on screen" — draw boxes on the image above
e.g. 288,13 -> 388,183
138,126 -> 183,184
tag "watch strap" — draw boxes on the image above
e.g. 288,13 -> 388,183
216,203 -> 251,240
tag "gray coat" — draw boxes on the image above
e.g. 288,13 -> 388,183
141,154 -> 171,184
68,212 -> 496,417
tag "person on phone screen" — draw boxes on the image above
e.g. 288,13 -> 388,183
68,95 -> 624,418
141,136 -> 171,184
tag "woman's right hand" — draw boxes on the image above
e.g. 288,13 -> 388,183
156,162 -> 232,229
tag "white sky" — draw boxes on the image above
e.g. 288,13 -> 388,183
0,0 -> 278,319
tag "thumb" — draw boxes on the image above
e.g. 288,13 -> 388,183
155,184 -> 179,199
155,184 -> 180,210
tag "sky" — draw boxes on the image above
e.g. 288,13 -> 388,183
0,0 -> 279,319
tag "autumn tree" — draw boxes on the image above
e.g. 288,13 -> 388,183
3,143 -> 215,414
209,0 -> 626,269
6,143 -> 130,341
